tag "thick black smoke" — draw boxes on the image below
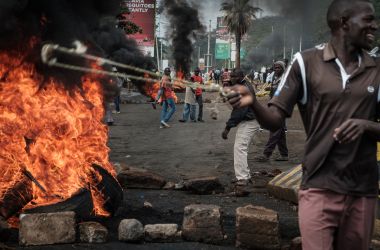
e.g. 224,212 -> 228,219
0,0 -> 154,97
242,0 -> 331,70
160,0 -> 204,74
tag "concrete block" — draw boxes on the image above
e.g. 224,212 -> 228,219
19,211 -> 75,246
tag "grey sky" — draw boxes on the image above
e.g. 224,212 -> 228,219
156,0 -> 275,37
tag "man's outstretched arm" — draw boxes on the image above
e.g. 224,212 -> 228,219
226,85 -> 286,131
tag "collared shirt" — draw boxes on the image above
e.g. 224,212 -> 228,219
269,43 -> 380,196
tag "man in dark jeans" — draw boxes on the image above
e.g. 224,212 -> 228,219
226,0 -> 379,248
256,61 -> 288,162
194,68 -> 204,122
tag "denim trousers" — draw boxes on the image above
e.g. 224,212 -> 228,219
160,98 -> 176,122
182,103 -> 196,121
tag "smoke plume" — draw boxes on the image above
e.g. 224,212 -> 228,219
0,0 -> 155,97
160,0 -> 204,74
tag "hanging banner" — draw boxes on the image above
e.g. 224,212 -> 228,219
215,17 -> 230,60
122,0 -> 156,57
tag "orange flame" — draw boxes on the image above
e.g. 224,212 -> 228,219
142,73 -> 179,103
0,49 -> 114,216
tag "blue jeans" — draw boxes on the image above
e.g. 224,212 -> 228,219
182,103 -> 196,121
160,98 -> 176,123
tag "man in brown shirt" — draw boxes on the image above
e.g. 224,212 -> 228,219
226,0 -> 379,249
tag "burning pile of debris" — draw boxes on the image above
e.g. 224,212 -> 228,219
0,0 -> 162,227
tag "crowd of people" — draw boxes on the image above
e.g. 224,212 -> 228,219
106,0 -> 380,248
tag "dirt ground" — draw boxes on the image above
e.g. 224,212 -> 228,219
109,92 -> 306,184
10,92 -> 307,250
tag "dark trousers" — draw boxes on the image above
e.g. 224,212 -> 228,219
263,126 -> 288,157
114,96 -> 120,112
196,94 -> 203,120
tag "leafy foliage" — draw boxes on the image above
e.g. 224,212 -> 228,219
220,0 -> 261,68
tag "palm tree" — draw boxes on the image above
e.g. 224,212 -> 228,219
221,0 -> 261,69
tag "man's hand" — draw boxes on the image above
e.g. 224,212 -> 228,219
222,128 -> 230,140
333,119 -> 367,144
224,85 -> 255,108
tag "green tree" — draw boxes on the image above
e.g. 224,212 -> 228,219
117,5 -> 142,35
220,0 -> 261,69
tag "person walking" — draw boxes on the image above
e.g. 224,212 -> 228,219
226,0 -> 380,248
159,67 -> 176,128
179,74 -> 197,123
222,69 -> 259,190
255,61 -> 289,162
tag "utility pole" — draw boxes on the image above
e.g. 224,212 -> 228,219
206,19 -> 211,73
160,39 -> 163,71
283,25 -> 286,59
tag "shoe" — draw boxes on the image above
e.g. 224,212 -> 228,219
198,119 -> 205,122
178,119 -> 186,123
159,125 -> 165,129
117,111 -> 121,114
254,155 -> 270,162
107,122 -> 114,126
275,156 -> 288,161
235,179 -> 251,186
161,121 -> 170,128
151,102 -> 157,110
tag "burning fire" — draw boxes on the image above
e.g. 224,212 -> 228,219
142,71 -> 185,103
0,48 -> 115,218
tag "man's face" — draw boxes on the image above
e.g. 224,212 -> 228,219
345,2 -> 378,50
164,69 -> 171,76
274,64 -> 284,77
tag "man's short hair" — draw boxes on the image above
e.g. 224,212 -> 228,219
230,68 -> 244,78
327,0 -> 372,32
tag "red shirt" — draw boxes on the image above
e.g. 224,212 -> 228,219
192,75 -> 203,96
160,75 -> 173,100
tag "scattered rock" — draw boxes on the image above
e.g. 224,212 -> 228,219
19,211 -> 76,246
182,204 -> 224,244
117,167 -> 166,189
118,219 -> 144,242
290,236 -> 302,250
79,222 -> 108,243
144,224 -> 181,242
174,181 -> 185,190
163,182 -> 175,190
143,201 -> 153,209
236,205 -> 280,250
184,177 -> 224,195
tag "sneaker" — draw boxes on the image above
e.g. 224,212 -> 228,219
117,111 -> 121,114
275,156 -> 288,161
159,125 -> 165,129
254,155 -> 270,162
198,119 -> 205,122
178,119 -> 186,123
161,121 -> 170,128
